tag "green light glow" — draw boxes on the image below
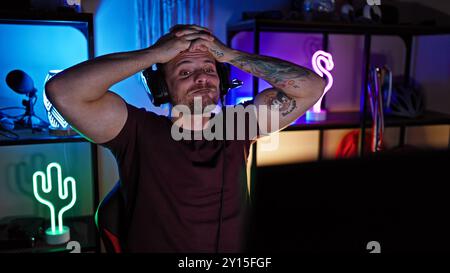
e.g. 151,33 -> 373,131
33,162 -> 77,234
45,226 -> 69,236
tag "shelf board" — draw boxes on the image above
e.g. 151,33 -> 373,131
0,243 -> 97,254
283,110 -> 450,131
0,216 -> 98,253
0,129 -> 88,146
2,111 -> 448,143
227,19 -> 450,36
0,10 -> 94,58
0,10 -> 92,24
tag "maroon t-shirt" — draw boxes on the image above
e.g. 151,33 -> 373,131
101,102 -> 254,252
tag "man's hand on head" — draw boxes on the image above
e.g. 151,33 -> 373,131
171,25 -> 236,63
170,24 -> 212,36
150,24 -> 214,64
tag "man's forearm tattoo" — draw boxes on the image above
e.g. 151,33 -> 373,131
265,90 -> 297,117
229,54 -> 310,89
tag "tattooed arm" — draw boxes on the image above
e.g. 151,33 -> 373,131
186,29 -> 326,134
228,52 -> 325,132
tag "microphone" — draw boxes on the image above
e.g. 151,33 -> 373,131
6,69 -> 36,95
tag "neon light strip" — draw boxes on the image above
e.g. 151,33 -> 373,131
33,171 -> 56,233
311,50 -> 334,113
33,162 -> 77,234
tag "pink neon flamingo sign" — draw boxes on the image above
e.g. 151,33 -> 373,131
306,50 -> 334,121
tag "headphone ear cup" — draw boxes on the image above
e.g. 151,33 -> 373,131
216,62 -> 231,97
155,68 -> 171,105
142,67 -> 170,106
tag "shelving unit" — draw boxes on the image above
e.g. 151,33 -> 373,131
227,18 -> 450,195
0,11 -> 99,253
227,19 -> 450,153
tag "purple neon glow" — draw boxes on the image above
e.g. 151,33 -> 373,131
311,50 -> 334,113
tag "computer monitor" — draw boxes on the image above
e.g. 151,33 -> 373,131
248,149 -> 450,253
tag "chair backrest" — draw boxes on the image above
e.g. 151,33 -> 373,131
95,181 -> 125,253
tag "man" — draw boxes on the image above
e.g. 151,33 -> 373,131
45,24 -> 325,252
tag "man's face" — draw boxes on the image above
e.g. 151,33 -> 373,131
163,50 -> 220,113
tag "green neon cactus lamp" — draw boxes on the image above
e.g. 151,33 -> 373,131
33,162 -> 77,245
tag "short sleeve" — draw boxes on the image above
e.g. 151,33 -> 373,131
101,103 -> 139,157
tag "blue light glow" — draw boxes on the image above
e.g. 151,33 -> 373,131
0,24 -> 88,120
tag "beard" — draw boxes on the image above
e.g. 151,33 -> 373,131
185,83 -> 220,114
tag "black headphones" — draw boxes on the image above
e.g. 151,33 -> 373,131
141,62 -> 242,106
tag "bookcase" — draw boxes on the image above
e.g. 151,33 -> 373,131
226,19 -> 450,194
0,11 -> 99,253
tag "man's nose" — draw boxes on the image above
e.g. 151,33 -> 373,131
193,70 -> 208,84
